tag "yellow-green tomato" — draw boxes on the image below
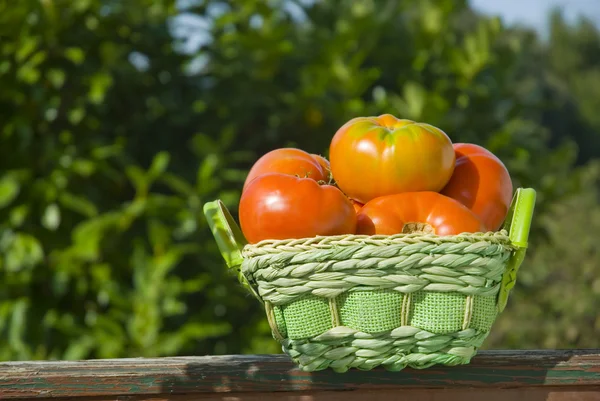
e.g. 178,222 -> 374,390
329,114 -> 456,204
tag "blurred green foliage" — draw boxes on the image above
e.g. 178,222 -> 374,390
0,0 -> 598,360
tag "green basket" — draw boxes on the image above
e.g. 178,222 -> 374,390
203,188 -> 536,373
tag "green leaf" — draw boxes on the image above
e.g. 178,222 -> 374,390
197,154 -> 219,192
0,176 -> 20,208
192,100 -> 207,112
16,37 -> 38,62
64,47 -> 85,64
123,198 -> 147,219
219,125 -> 236,149
5,233 -> 44,272
68,107 -> 86,125
157,322 -> 232,355
58,192 -> 98,217
89,72 -> 113,104
148,151 -> 170,178
42,203 -> 61,231
0,60 -> 10,75
158,173 -> 194,196
63,335 -> 95,361
9,205 -> 29,227
191,133 -> 217,156
71,212 -> 120,260
126,165 -> 148,194
403,81 -> 426,120
71,159 -> 96,176
147,219 -> 170,250
91,144 -> 124,159
17,64 -> 41,83
8,298 -> 30,359
47,68 -> 66,88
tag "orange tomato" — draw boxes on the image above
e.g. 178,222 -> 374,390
356,191 -> 486,236
311,154 -> 330,171
440,143 -> 513,231
350,199 -> 364,213
239,173 -> 357,244
243,148 -> 328,192
329,114 -> 456,204
311,153 -> 331,181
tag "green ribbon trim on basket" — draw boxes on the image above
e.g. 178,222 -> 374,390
496,188 -> 536,313
202,200 -> 261,300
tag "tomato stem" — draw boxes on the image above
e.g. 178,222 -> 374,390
402,222 -> 435,235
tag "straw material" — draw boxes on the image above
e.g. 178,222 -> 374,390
240,231 -> 516,372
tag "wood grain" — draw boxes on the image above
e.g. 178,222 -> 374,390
0,350 -> 598,400
13,388 -> 600,401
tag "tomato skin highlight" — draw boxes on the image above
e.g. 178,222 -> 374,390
356,191 -> 486,236
440,143 -> 513,231
329,114 -> 456,204
243,148 -> 328,192
239,173 -> 357,244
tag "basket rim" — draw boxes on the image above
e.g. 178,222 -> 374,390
242,229 -> 515,257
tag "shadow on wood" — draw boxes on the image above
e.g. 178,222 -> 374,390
162,349 -> 600,394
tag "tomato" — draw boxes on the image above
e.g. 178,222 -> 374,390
356,191 -> 486,236
329,114 -> 456,204
243,148 -> 328,192
239,173 -> 357,244
350,199 -> 364,213
311,153 -> 331,182
440,143 -> 513,231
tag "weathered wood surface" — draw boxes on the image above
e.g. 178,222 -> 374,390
0,350 -> 598,401
10,388 -> 600,401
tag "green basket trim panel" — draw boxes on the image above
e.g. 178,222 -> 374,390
337,290 -> 404,334
279,290 -> 500,340
409,291 -> 466,333
272,304 -> 287,338
470,294 -> 498,332
281,295 -> 332,339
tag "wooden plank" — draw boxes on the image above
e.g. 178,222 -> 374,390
0,350 -> 598,399
14,387 -> 600,401
195,388 -> 600,401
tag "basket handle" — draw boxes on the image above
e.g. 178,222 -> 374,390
203,200 -> 261,300
497,187 -> 536,312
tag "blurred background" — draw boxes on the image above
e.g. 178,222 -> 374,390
0,0 -> 598,361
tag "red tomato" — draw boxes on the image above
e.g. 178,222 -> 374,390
329,114 -> 456,204
243,148 -> 328,192
356,191 -> 486,236
440,143 -> 513,231
239,173 -> 357,244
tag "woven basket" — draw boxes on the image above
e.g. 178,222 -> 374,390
204,187 -> 536,372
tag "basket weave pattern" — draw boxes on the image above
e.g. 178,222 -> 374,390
241,231 -> 517,372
